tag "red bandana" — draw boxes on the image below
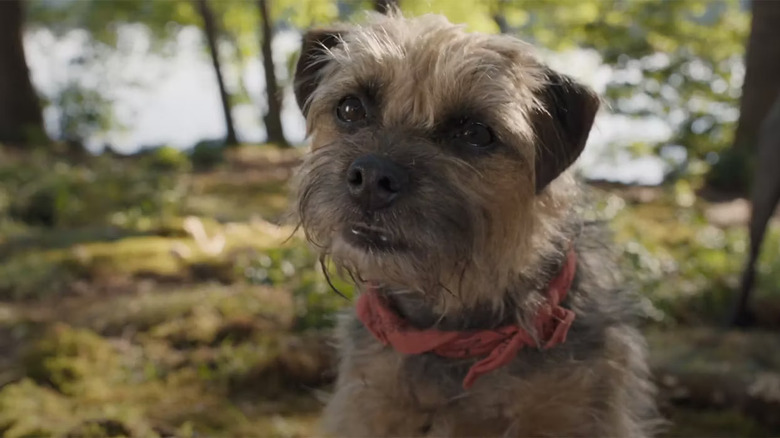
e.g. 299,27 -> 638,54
355,248 -> 577,390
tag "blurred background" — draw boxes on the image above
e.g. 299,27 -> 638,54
0,0 -> 779,436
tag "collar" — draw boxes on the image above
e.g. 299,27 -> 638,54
355,247 -> 578,390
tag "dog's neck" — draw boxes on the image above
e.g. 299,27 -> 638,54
383,292 -> 508,331
371,243 -> 576,331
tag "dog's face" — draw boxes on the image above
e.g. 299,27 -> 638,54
293,13 -> 599,306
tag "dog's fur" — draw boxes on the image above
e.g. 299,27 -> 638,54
292,11 -> 659,437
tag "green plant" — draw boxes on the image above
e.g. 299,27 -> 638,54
1,155 -> 188,229
143,146 -> 191,173
705,146 -> 755,194
190,140 -> 226,171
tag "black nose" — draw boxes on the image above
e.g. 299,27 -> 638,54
346,154 -> 408,211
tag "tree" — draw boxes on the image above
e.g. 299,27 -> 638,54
705,0 -> 780,195
732,0 -> 780,152
0,0 -> 45,146
27,0 -> 339,149
257,0 -> 288,147
732,93 -> 780,327
26,0 -> 243,148
195,0 -> 239,146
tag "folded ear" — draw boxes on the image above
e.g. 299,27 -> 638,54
294,29 -> 347,116
532,68 -> 600,193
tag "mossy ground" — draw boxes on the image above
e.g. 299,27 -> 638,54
0,145 -> 778,437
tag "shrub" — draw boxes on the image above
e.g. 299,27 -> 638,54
190,140 -> 226,171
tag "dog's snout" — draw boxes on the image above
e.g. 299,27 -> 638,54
346,154 -> 408,211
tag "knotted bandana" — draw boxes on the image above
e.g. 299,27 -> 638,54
356,248 -> 577,389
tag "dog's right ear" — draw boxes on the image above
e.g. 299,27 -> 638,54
531,68 -> 600,193
294,29 -> 347,116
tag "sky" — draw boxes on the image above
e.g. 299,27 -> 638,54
24,24 -> 672,185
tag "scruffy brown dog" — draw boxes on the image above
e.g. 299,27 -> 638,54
292,10 -> 659,438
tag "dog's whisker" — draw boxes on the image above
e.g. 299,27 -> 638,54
318,255 -> 349,301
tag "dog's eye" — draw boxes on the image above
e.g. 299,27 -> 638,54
455,120 -> 494,148
337,96 -> 366,123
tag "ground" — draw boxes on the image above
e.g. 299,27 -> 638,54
0,144 -> 778,437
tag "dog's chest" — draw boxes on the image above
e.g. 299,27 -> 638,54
390,354 -> 594,437
332,311 -> 605,437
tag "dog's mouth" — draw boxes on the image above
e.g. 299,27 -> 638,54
342,224 -> 400,251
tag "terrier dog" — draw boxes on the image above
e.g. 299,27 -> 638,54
292,11 -> 659,437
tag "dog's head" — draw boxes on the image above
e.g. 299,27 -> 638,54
293,12 -> 599,309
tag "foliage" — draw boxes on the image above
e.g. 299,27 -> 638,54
142,146 -> 192,173
591,185 -> 780,326
402,0 -> 502,33
48,77 -> 118,148
705,145 -> 755,194
399,0 -> 749,184
23,0 -> 753,187
26,0 -> 198,47
235,245 -> 353,330
0,153 -> 186,230
190,139 -> 226,171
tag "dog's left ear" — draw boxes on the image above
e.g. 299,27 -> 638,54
294,28 -> 347,116
532,68 -> 600,193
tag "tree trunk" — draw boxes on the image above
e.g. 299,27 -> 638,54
732,92 -> 780,327
257,0 -> 288,147
0,0 -> 45,146
195,0 -> 238,146
732,0 -> 780,151
374,0 -> 399,14
493,14 -> 511,34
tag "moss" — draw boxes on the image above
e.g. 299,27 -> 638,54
72,284 -> 295,337
0,378 -> 76,438
0,220 -> 310,300
213,333 -> 335,399
3,325 -> 259,436
237,412 -> 319,438
0,250 -> 76,300
65,236 -> 194,279
647,328 -> 780,373
223,144 -> 303,167
65,419 -> 133,438
23,324 -> 121,396
185,176 -> 291,222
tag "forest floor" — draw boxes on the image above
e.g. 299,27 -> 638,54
0,144 -> 779,437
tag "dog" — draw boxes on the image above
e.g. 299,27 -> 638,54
292,10 -> 659,437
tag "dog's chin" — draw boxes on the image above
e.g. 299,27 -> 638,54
341,224 -> 399,252
329,225 -> 426,286
331,224 -> 405,265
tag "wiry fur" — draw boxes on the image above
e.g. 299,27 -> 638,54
291,10 -> 660,437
